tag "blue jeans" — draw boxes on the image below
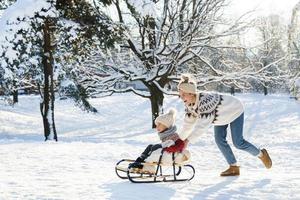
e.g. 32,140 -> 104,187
214,113 -> 260,165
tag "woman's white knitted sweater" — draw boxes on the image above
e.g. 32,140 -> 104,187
179,92 -> 244,143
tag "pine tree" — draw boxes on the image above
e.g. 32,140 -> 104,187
0,0 -> 121,140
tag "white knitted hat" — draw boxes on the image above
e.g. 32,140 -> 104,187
155,108 -> 177,128
177,74 -> 197,94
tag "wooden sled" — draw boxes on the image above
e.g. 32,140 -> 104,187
115,150 -> 195,183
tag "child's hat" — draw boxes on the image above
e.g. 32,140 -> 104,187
155,108 -> 177,128
177,74 -> 197,94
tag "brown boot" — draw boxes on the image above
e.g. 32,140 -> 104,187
259,149 -> 272,169
220,166 -> 240,176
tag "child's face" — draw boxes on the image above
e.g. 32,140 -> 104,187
179,90 -> 196,106
156,122 -> 168,133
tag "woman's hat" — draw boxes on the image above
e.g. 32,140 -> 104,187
177,74 -> 197,94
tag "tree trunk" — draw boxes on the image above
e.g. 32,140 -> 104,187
179,0 -> 187,38
12,90 -> 18,104
147,17 -> 156,50
50,60 -> 58,141
41,18 -> 57,141
230,86 -> 235,96
12,79 -> 18,104
263,85 -> 268,96
148,84 -> 164,128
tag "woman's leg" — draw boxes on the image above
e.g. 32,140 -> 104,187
214,124 -> 237,165
230,113 -> 260,156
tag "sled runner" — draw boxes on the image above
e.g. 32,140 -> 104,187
115,150 -> 195,183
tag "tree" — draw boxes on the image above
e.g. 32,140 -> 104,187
288,1 -> 300,97
1,1 -> 61,140
0,0 -> 121,140
187,14 -> 288,95
249,15 -> 287,95
0,0 -> 16,10
89,0 -> 251,127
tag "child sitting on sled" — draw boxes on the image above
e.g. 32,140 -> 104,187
129,108 -> 190,173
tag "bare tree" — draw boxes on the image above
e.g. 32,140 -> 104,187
287,1 -> 300,97
90,0 -> 252,127
247,15 -> 287,95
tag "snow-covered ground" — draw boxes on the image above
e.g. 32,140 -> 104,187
0,93 -> 299,200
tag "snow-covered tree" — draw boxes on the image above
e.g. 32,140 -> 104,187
0,0 -> 16,10
287,1 -> 300,98
89,0 -> 253,127
53,0 -> 121,113
0,0 -> 121,140
247,15 -> 287,95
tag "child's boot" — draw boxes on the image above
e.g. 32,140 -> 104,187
259,149 -> 272,169
128,156 -> 144,169
135,156 -> 145,163
128,162 -> 143,169
220,165 -> 240,176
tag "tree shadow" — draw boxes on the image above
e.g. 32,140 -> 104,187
192,177 -> 238,200
0,133 -> 42,143
223,178 -> 271,199
192,177 -> 271,200
102,181 -> 176,200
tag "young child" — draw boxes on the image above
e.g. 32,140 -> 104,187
129,108 -> 190,173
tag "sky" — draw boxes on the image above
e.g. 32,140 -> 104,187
1,1 -> 298,22
228,0 -> 299,22
222,0 -> 300,47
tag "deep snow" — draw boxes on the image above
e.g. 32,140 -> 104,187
0,93 -> 299,200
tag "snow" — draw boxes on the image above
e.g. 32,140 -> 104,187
60,79 -> 76,88
0,0 -> 57,67
0,93 -> 299,199
0,0 -> 55,40
0,0 -> 55,25
127,0 -> 156,17
295,78 -> 300,88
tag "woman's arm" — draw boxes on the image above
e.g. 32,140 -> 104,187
178,114 -> 197,140
186,116 -> 213,143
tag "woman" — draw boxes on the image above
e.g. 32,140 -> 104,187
177,74 -> 272,176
